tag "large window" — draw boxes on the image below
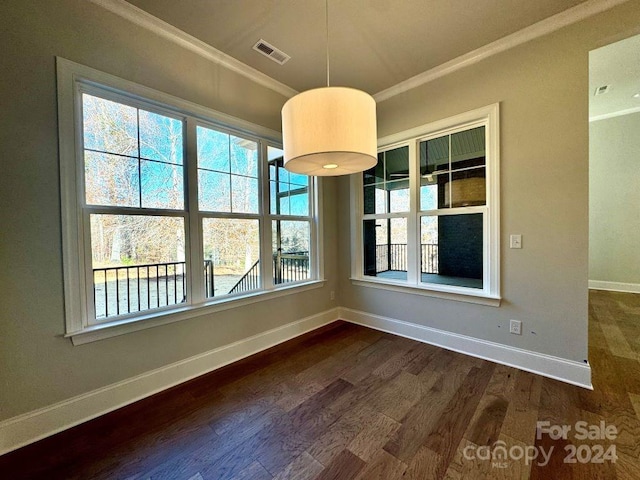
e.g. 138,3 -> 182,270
58,59 -> 319,342
353,104 -> 499,302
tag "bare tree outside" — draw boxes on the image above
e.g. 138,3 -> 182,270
84,93 -> 186,318
83,95 -> 312,318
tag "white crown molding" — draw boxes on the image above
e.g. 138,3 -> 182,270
88,0 -> 298,99
373,0 -> 632,102
89,0 -> 629,104
589,105 -> 640,122
339,307 -> 593,390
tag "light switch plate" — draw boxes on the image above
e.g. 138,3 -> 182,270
510,234 -> 522,249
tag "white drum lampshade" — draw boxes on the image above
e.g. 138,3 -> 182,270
281,86 -> 378,176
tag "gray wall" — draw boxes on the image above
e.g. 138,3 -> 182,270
589,112 -> 640,285
338,1 -> 640,363
3,0 -> 640,424
0,0 -> 338,421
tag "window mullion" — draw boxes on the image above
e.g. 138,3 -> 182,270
260,141 -> 274,290
407,140 -> 419,284
82,209 -> 95,326
312,176 -> 322,281
186,117 -> 205,304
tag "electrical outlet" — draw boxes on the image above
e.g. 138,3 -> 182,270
330,290 -> 335,300
510,319 -> 522,335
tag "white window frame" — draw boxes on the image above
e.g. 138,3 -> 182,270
57,58 -> 323,344
350,104 -> 500,306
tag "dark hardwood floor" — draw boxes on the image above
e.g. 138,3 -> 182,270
2,290 -> 640,479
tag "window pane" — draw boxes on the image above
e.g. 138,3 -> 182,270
451,126 -> 485,171
445,168 -> 486,208
363,217 -> 407,280
83,94 -> 137,157
270,181 -> 292,215
202,218 -> 260,297
420,172 -> 446,211
199,170 -> 231,212
363,184 -> 386,214
268,146 -> 309,216
420,214 -> 483,289
363,185 -> 375,215
290,189 -> 309,216
364,146 -> 408,215
272,220 -> 310,284
363,153 -> 385,185
268,146 -> 284,162
83,95 -> 186,211
270,181 -> 278,215
384,146 -> 409,181
289,173 -> 308,187
141,160 -> 184,210
230,136 -> 258,177
90,214 -> 186,319
420,135 -> 449,175
85,151 -> 139,207
231,175 -> 259,214
197,126 -> 230,172
197,128 -> 261,213
278,166 -> 290,183
278,190 -> 291,215
388,179 -> 410,213
139,110 -> 183,164
421,216 -> 439,275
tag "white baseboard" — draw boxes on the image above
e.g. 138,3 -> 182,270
0,308 -> 339,456
589,280 -> 640,294
1,305 -> 594,456
339,307 -> 593,390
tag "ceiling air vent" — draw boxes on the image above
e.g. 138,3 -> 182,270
594,85 -> 610,96
253,39 -> 290,65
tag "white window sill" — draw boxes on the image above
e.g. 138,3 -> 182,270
350,277 -> 501,307
66,280 -> 326,345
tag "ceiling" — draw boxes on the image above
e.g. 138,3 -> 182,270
589,33 -> 640,120
126,0 -> 588,95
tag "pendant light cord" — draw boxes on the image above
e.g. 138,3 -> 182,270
326,0 -> 330,87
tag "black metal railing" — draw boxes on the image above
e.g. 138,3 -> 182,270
95,252 -> 312,318
93,261 -> 186,319
228,260 -> 261,294
374,243 -> 438,274
274,250 -> 310,285
375,243 -> 407,272
421,244 -> 439,274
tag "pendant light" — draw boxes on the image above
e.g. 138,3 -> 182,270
281,0 -> 378,176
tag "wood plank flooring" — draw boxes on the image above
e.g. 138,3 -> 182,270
1,289 -> 640,479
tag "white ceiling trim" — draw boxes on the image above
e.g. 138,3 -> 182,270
88,0 -> 298,99
373,0 -> 632,103
589,105 -> 640,122
90,0 -> 630,105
